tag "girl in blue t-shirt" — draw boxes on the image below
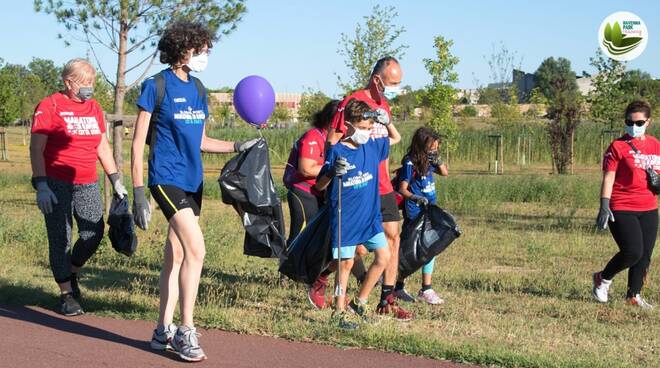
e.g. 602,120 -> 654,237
131,21 -> 258,362
396,127 -> 448,305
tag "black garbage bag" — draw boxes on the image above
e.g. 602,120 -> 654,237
398,204 -> 461,279
107,195 -> 138,257
219,138 -> 286,258
279,207 -> 332,284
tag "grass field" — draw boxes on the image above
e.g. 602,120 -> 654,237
0,126 -> 658,368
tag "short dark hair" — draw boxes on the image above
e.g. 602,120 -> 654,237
158,21 -> 216,66
625,100 -> 652,119
343,99 -> 372,123
311,100 -> 340,129
370,56 -> 399,79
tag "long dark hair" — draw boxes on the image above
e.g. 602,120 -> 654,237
404,127 -> 441,177
312,99 -> 340,130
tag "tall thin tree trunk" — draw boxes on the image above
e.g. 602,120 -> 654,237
113,3 -> 128,117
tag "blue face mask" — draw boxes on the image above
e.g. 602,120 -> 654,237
626,124 -> 646,138
382,85 -> 401,100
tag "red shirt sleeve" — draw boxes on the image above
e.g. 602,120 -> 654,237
31,97 -> 54,135
330,97 -> 351,135
94,100 -> 106,134
298,130 -> 323,160
603,142 -> 621,172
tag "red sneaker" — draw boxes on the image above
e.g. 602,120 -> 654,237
376,294 -> 414,321
307,275 -> 329,309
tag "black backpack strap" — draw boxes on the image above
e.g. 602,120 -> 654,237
625,140 -> 640,154
190,75 -> 206,104
146,72 -> 166,146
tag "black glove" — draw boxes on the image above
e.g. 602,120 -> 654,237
596,197 -> 615,230
132,186 -> 151,230
327,157 -> 349,177
428,152 -> 443,168
410,194 -> 429,206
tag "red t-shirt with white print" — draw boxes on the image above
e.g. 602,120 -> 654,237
603,134 -> 660,211
330,89 -> 394,195
31,92 -> 106,184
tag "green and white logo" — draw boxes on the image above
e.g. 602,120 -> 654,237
599,11 -> 648,61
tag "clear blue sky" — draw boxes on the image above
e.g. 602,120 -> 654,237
1,0 -> 658,98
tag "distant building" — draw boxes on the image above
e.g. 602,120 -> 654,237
209,92 -> 302,122
455,89 -> 480,104
485,69 -> 596,102
513,69 -> 536,101
576,75 -> 596,96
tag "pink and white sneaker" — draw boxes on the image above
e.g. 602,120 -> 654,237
417,289 -> 445,305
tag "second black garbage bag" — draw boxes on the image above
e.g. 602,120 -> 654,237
398,204 -> 461,280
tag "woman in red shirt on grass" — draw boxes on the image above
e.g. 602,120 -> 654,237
30,58 -> 127,317
593,100 -> 658,309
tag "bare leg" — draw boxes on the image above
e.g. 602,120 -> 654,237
334,258 -> 354,312
357,247 -> 391,301
381,221 -> 400,287
168,209 -> 205,328
157,224 -> 185,328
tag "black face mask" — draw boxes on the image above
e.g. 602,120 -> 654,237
428,151 -> 438,163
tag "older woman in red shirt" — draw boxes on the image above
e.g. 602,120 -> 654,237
30,58 -> 126,316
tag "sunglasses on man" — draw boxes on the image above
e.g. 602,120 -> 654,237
625,119 -> 648,127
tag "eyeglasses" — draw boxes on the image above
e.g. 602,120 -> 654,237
625,119 -> 648,127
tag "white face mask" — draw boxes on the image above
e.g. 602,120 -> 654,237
187,51 -> 208,73
347,123 -> 370,145
626,124 -> 646,138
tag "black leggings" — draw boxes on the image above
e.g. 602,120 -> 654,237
602,210 -> 657,297
286,186 -> 323,246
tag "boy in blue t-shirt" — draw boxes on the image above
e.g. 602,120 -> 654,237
315,99 -> 399,328
396,127 -> 448,305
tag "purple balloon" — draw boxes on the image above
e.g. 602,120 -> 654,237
233,75 -> 276,126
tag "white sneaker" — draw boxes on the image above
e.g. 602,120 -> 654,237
626,294 -> 653,310
592,272 -> 612,303
150,323 -> 177,350
172,326 -> 207,362
417,289 -> 445,305
393,288 -> 416,303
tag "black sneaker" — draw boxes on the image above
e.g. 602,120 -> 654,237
70,273 -> 81,299
60,293 -> 84,316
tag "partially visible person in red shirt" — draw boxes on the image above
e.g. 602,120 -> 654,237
284,100 -> 339,244
321,56 -> 411,321
593,100 -> 659,310
30,58 -> 127,317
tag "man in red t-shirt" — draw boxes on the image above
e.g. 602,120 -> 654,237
325,56 -> 412,320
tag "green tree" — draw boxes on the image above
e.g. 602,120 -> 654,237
297,88 -> 331,123
619,69 -> 660,108
94,75 -> 115,113
588,49 -> 627,128
270,105 -> 292,124
423,36 -> 459,152
390,86 -> 419,121
535,57 -> 583,174
0,63 -> 46,124
28,58 -> 62,93
336,5 -> 408,93
35,0 -> 246,116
